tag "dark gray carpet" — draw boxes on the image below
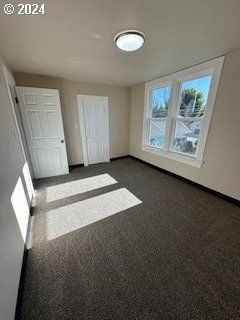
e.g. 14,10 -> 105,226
19,158 -> 240,320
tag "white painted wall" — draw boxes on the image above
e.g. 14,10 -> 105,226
129,49 -> 240,200
0,58 -> 33,320
14,74 -> 131,165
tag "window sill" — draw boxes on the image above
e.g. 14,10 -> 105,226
142,145 -> 202,168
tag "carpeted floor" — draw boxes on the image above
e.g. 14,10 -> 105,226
18,158 -> 240,320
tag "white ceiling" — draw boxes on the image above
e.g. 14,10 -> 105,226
0,0 -> 240,86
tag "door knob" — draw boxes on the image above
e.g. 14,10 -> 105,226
61,140 -> 64,143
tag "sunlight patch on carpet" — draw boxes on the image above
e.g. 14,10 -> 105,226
46,188 -> 142,240
46,173 -> 117,202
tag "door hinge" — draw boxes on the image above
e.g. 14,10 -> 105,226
15,97 -> 19,104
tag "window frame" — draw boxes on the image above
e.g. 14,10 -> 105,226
142,56 -> 225,168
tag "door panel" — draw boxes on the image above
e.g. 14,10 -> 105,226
51,147 -> 63,170
16,87 -> 69,178
35,147 -> 49,172
78,95 -> 109,166
27,110 -> 43,138
45,111 -> 59,138
23,93 -> 37,105
42,94 -> 55,105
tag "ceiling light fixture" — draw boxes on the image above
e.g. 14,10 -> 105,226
114,30 -> 146,52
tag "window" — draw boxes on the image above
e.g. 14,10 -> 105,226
149,85 -> 170,149
142,57 -> 224,167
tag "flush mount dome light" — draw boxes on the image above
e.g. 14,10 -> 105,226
114,30 -> 146,52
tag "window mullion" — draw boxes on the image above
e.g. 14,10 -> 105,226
145,118 -> 151,146
165,80 -> 179,152
194,117 -> 204,160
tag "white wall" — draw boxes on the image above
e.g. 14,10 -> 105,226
130,49 -> 240,200
14,74 -> 131,165
0,59 -> 33,320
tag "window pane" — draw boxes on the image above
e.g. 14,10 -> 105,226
179,75 -> 212,118
172,120 -> 202,155
151,86 -> 171,118
149,120 -> 166,149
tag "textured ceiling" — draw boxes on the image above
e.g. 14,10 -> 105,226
0,0 -> 240,86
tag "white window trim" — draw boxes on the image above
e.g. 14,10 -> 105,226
142,56 -> 225,168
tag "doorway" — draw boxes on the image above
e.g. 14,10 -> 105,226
77,95 -> 110,166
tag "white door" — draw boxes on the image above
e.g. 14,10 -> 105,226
16,87 -> 69,178
77,95 -> 110,166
